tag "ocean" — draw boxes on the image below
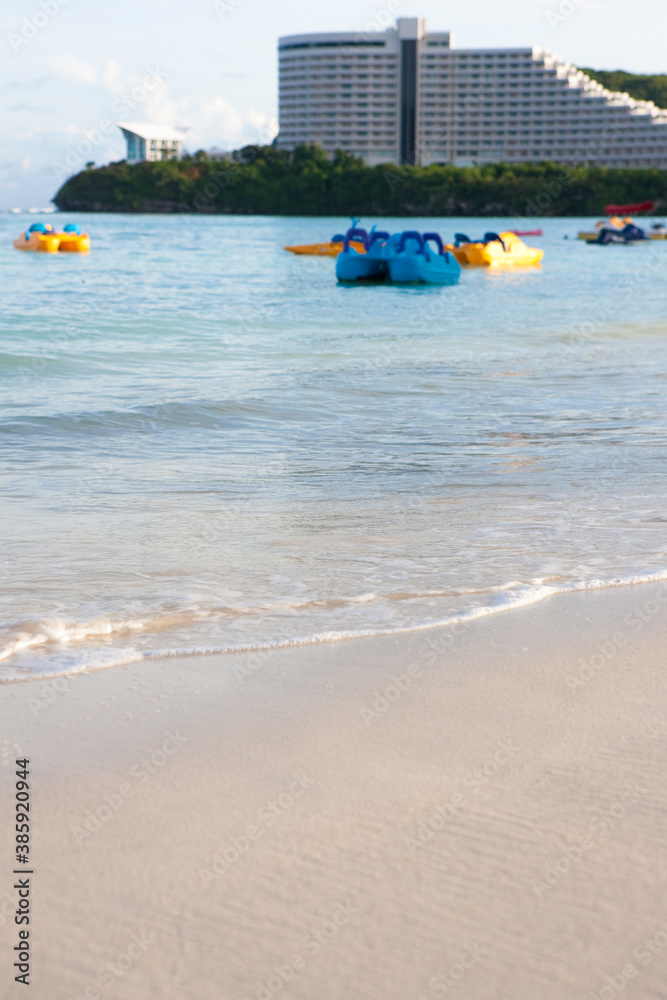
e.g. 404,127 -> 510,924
2,213 -> 667,682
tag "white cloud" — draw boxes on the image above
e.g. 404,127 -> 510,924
200,96 -> 245,144
247,109 -> 278,143
102,59 -> 123,91
194,98 -> 277,150
142,81 -> 181,127
51,54 -> 99,85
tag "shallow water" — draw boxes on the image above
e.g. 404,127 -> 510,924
2,213 -> 667,680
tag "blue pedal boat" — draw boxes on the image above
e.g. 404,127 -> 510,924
335,227 -> 391,282
386,231 -> 461,285
586,222 -> 649,245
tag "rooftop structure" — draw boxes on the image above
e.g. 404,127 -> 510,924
117,123 -> 185,163
205,148 -> 233,161
277,18 -> 667,168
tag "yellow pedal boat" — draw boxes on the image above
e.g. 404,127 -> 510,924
13,223 -> 90,253
451,231 -> 543,267
444,245 -> 471,265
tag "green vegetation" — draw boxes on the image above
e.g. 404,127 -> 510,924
54,146 -> 667,217
581,68 -> 667,109
53,67 -> 667,216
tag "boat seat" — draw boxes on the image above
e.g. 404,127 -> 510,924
397,231 -> 425,254
483,232 -> 507,251
423,232 -> 445,256
342,227 -> 370,252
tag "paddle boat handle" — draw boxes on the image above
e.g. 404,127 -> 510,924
368,230 -> 390,249
397,231 -> 425,254
423,232 -> 445,256
454,233 -> 471,247
343,228 -> 370,252
483,232 -> 507,251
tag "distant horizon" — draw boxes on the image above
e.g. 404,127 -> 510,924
2,0 -> 666,209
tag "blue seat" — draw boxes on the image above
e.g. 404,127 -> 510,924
423,232 -> 445,256
342,227 -> 370,252
26,223 -> 48,240
387,230 -> 461,285
336,226 -> 389,282
368,230 -> 390,250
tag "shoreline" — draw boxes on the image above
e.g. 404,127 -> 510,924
1,581 -> 666,998
4,568 -> 667,686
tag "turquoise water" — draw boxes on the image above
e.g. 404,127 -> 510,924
2,213 -> 667,681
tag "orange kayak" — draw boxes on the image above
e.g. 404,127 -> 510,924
285,240 -> 365,256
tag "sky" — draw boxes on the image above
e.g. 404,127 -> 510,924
1,0 -> 666,209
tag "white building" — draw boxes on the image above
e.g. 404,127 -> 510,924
277,18 -> 667,168
117,123 -> 185,163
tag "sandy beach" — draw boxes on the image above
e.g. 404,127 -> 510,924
5,4 -> 667,997
1,581 -> 666,999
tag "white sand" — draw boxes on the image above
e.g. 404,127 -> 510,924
1,582 -> 667,999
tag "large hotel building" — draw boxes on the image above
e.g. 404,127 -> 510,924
277,17 -> 667,168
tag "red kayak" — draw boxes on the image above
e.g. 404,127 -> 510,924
510,229 -> 543,237
605,201 -> 653,215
